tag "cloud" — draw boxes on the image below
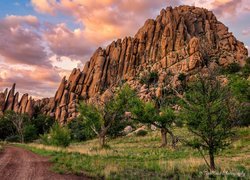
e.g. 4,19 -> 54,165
0,63 -> 61,98
31,0 -> 57,14
211,0 -> 242,17
0,15 -> 50,66
32,0 -> 180,44
44,23 -> 94,60
242,28 -> 250,36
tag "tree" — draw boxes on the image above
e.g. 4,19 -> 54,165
32,114 -> 55,135
0,113 -> 15,140
68,117 -> 95,142
131,100 -> 176,147
4,111 -> 29,143
79,85 -> 137,147
180,73 -> 236,171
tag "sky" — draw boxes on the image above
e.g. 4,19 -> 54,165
0,0 -> 249,99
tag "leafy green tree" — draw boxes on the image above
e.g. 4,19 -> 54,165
24,124 -> 38,142
68,117 -> 95,141
4,111 -> 29,143
0,113 -> 16,140
180,73 -> 236,171
131,100 -> 176,147
32,114 -> 55,135
228,75 -> 250,126
78,85 -> 137,147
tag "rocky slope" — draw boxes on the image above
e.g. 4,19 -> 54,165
0,5 -> 248,123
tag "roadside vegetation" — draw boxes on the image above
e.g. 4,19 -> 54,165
1,58 -> 249,178
19,126 -> 249,179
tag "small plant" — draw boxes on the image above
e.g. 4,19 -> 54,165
221,62 -> 241,74
140,71 -> 159,85
41,123 -> 71,147
135,129 -> 148,136
178,73 -> 186,82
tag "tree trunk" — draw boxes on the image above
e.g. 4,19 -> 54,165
167,129 -> 176,148
209,150 -> 216,171
99,135 -> 105,148
160,128 -> 167,147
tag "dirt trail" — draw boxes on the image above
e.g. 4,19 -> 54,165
0,146 -> 89,180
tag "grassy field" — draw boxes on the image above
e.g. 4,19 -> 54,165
18,127 -> 250,179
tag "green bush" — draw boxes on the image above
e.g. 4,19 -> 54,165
242,57 -> 250,77
135,129 -> 148,136
24,124 -> 38,142
222,62 -> 241,74
41,123 -> 71,147
178,73 -> 186,82
5,135 -> 20,142
140,71 -> 159,85
68,118 -> 95,142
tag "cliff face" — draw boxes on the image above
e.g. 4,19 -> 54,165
0,6 -> 248,123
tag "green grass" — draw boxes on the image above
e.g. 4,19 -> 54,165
18,127 -> 250,179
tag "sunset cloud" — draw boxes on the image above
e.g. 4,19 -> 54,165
0,63 -> 61,98
212,0 -> 242,17
44,23 -> 94,60
242,28 -> 250,36
0,15 -> 49,66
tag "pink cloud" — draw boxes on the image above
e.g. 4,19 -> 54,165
0,15 -> 50,66
44,23 -> 94,60
242,28 -> 250,36
0,63 -> 61,98
212,0 -> 242,17
32,0 -> 180,44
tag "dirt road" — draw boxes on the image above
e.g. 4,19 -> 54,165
0,146 -> 89,180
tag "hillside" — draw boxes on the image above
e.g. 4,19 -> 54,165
0,5 -> 248,123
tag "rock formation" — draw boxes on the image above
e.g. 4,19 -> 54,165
0,5 -> 248,123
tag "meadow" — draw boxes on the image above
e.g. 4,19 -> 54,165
17,126 -> 250,179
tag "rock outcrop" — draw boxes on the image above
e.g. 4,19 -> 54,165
0,5 -> 248,123
0,84 -> 36,117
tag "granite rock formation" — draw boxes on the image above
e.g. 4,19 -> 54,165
0,6 -> 248,123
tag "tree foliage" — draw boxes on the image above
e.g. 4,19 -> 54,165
78,84 -> 138,147
180,73 -> 236,170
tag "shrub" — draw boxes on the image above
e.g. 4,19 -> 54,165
68,118 -> 95,142
41,123 -> 71,147
140,71 -> 159,85
178,73 -> 186,82
24,124 -> 38,142
222,62 -> 241,74
5,135 -> 20,142
135,129 -> 148,136
242,57 -> 250,77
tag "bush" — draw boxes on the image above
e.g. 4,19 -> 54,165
135,129 -> 148,136
24,124 -> 38,142
5,135 -> 20,142
140,71 -> 159,85
41,123 -> 71,147
242,57 -> 250,77
68,118 -> 95,142
32,114 -> 55,135
222,62 -> 241,74
178,73 -> 186,82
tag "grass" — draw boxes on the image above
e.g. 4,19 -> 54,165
18,127 -> 250,179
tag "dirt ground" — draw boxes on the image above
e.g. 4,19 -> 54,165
0,146 -> 89,180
